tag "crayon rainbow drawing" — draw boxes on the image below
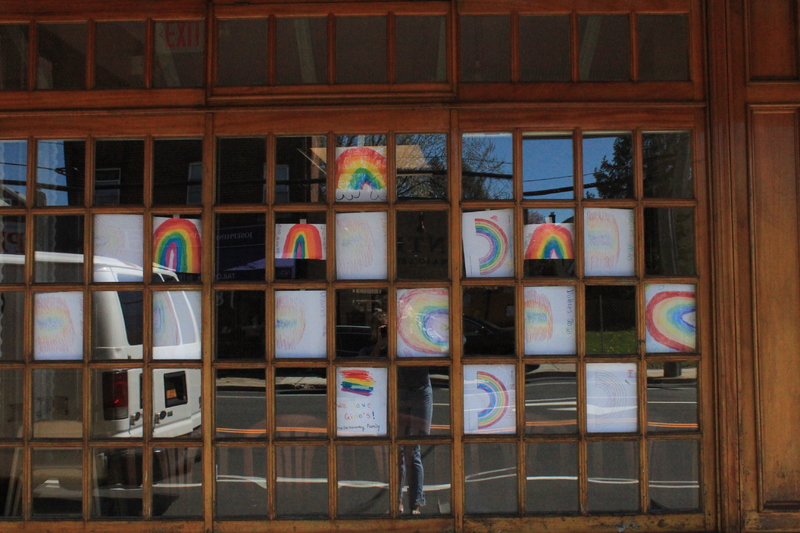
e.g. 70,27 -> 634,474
340,369 -> 375,397
524,290 -> 553,343
153,218 -> 202,273
476,371 -> 511,430
397,288 -> 449,356
279,224 -> 325,260
526,223 -> 574,260
475,217 -> 509,275
335,147 -> 387,201
152,293 -> 179,347
275,293 -> 307,351
34,293 -> 83,359
335,212 -> 386,279
646,290 -> 696,352
585,210 -> 620,271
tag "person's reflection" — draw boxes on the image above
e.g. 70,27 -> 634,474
397,366 -> 432,515
358,308 -> 388,357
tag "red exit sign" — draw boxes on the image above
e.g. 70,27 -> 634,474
163,21 -> 203,50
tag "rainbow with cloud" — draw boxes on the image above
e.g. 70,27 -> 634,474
526,223 -> 574,260
475,218 -> 510,275
277,224 -> 325,260
153,217 -> 202,273
335,146 -> 387,201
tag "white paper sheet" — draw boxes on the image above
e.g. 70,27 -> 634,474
586,363 -> 637,433
34,292 -> 83,360
464,364 -> 516,434
583,208 -> 634,276
275,290 -> 327,358
462,209 -> 514,278
337,367 -> 387,436
645,283 -> 696,353
335,212 -> 387,279
396,288 -> 449,357
523,286 -> 576,355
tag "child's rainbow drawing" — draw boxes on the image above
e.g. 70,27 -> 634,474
397,288 -> 449,357
476,371 -> 511,430
337,367 -> 388,436
274,290 -> 327,358
153,217 -> 202,273
34,292 -> 83,360
645,284 -> 696,353
476,218 -> 509,275
464,364 -> 515,434
462,209 -> 514,278
275,223 -> 326,260
584,208 -> 634,276
335,212 -> 387,279
339,369 -> 375,396
335,146 -> 387,202
523,286 -> 576,355
275,293 -> 306,351
525,223 -> 574,260
94,214 -> 143,273
524,291 -> 553,343
152,292 -> 180,347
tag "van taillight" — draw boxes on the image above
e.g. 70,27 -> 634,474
102,371 -> 129,420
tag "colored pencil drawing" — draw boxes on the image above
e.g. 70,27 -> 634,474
275,290 -> 327,358
584,208 -> 634,276
335,146 -> 388,202
34,292 -> 83,360
645,284 -> 696,353
524,286 -> 576,355
462,209 -> 514,278
396,288 -> 449,357
335,212 -> 387,279
464,364 -> 516,434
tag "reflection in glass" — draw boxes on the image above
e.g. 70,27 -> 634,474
276,18 -> 327,85
95,22 -> 145,89
215,213 -> 266,282
94,215 -> 143,280
0,216 -> 25,282
465,443 -> 517,514
0,140 -> 27,204
519,16 -> 570,82
398,445 -> 450,516
588,441 -> 639,512
395,16 -> 446,83
275,212 -> 326,280
92,291 -> 142,360
420,367 -> 449,436
463,286 -> 515,356
94,140 -> 144,205
34,292 -> 83,360
35,215 -> 84,282
0,25 -> 27,90
583,134 -> 633,199
32,448 -> 83,518
276,368 -> 327,437
33,369 -> 82,438
645,207 -> 696,276
152,369 -> 201,438
152,291 -> 201,360
215,291 -> 265,360
647,361 -> 698,433
337,445 -> 389,516
526,442 -> 579,513
36,140 -> 85,206
276,445 -> 328,516
523,208 -> 575,277
643,132 -> 693,198
152,215 -> 202,283
578,15 -> 630,81
0,369 -> 23,437
92,447 -> 143,517
396,211 -> 448,279
91,369 -> 144,439
153,21 -> 204,88
217,19 -> 267,87
648,440 -> 700,511
638,15 -> 689,82
216,369 -> 266,439
585,285 -> 636,355
152,139 -> 203,205
335,17 -> 386,84
275,135 -> 327,203
37,23 -> 86,90
0,448 -> 22,517
460,16 -> 510,82
525,364 -> 577,434
336,289 -> 388,358
217,138 -> 266,204
152,447 -> 202,517
396,134 -> 447,200
462,133 -> 513,200
0,293 -> 23,360
522,134 -> 573,199
216,447 -> 267,518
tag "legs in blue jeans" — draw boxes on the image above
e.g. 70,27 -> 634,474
398,382 -> 433,512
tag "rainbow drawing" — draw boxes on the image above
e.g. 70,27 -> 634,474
277,224 -> 325,260
335,147 -> 387,201
275,293 -> 307,351
152,292 -> 179,347
476,371 -> 511,430
153,217 -> 202,273
340,369 -> 375,397
475,217 -> 509,275
34,292 -> 83,360
524,291 -> 553,343
646,289 -> 696,352
585,210 -> 620,271
526,223 -> 574,260
335,212 -> 387,279
397,288 -> 449,356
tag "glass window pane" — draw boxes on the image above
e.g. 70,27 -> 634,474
464,365 -> 516,434
276,17 -> 327,85
151,447 -> 202,517
152,215 -> 202,282
335,212 -> 387,280
587,441 -> 639,512
638,15 -> 689,82
336,367 -> 387,437
33,369 -> 82,438
335,135 -> 387,203
92,448 -> 143,517
0,140 -> 27,205
36,139 -> 85,206
395,16 -> 446,83
216,447 -> 267,518
464,443 -> 517,514
216,213 -> 266,282
152,139 -> 203,205
335,16 -> 386,84
398,444 -> 450,516
91,369 -> 143,438
37,23 -> 86,89
0,369 -> 23,437
275,212 -> 327,280
215,290 -> 265,360
523,134 -> 573,199
519,16 -> 571,82
275,368 -> 327,437
396,211 -> 448,279
0,448 -> 22,517
578,15 -> 630,81
276,445 -> 328,516
463,286 -> 515,357
524,209 -> 576,277
586,363 -> 638,433
152,292 -> 201,360
94,140 -> 144,205
396,133 -> 447,200
216,137 -> 266,204
462,133 -> 513,200
275,291 -> 326,359
460,16 -> 510,82
0,216 -> 25,282
32,448 -> 83,517
0,25 -> 28,90
153,21 -> 204,88
398,366 -> 449,436
643,132 -> 693,198
152,369 -> 201,438
337,445 -> 389,516
95,22 -> 145,89
94,215 -> 144,279
216,369 -> 266,438
396,289 -> 449,357
35,215 -> 84,282
648,440 -> 700,511
645,207 -> 696,275
0,292 -> 24,360
583,134 -> 633,199
525,363 -> 577,434
217,19 -> 267,87
526,442 -> 579,513
92,291 -> 143,360
645,283 -> 696,353
585,286 -> 636,355
584,207 -> 635,276
647,361 -> 699,433
462,209 -> 514,277
275,135 -> 327,203
34,292 -> 83,360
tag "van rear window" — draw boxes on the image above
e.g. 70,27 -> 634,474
163,371 -> 188,408
118,291 -> 143,346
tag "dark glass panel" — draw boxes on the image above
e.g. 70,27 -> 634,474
462,133 -> 513,200
395,16 -> 446,83
585,286 -> 636,355
459,16 -> 510,82
90,369 -> 144,439
0,369 -> 23,437
335,16 -> 387,84
35,215 -> 84,283
647,361 -> 699,433
94,140 -> 144,205
578,15 -> 630,81
644,207 -> 695,275
648,439 -> 700,511
216,137 -> 266,204
587,441 -> 639,512
31,448 -> 83,517
643,132 -> 693,198
95,22 -> 145,89
37,23 -> 86,90
0,25 -> 28,90
464,443 -> 516,514
215,213 -> 266,282
522,134 -> 573,199
519,16 -> 571,82
152,139 -> 203,205
337,445 -> 389,516
215,369 -> 266,438
215,291 -> 265,360
397,366 -> 449,436
33,369 -> 82,438
92,448 -> 143,517
396,211 -> 448,279
523,208 -> 576,277
0,448 -> 22,517
396,133 -> 447,200
0,216 -> 25,282
151,447 -> 202,517
0,292 -> 24,360
36,139 -> 85,206
583,134 -> 633,199
638,15 -> 689,81
525,364 -> 577,434
0,140 -> 27,205
463,286 -> 515,357
336,288 -> 388,358
92,291 -> 143,360
275,135 -> 327,203
216,447 -> 267,518
275,368 -> 327,438
398,444 -> 450,516
276,17 -> 327,85
276,445 -> 328,517
526,442 -> 579,513
153,21 -> 204,88
217,19 -> 267,86
275,212 -> 326,280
